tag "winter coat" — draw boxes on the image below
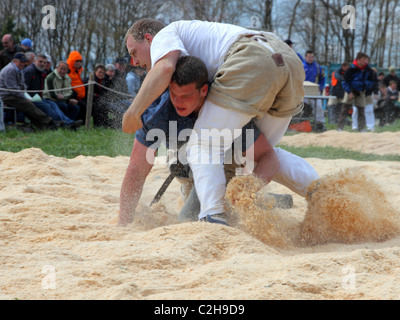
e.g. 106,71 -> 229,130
342,60 -> 366,94
23,63 -> 47,97
66,51 -> 86,100
0,62 -> 26,99
303,61 -> 326,92
330,68 -> 346,99
43,69 -> 74,102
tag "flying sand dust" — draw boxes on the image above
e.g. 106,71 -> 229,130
225,171 -> 400,248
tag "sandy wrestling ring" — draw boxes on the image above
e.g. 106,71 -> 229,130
1,130 -> 400,300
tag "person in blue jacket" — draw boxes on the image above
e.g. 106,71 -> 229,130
337,52 -> 370,131
302,50 -> 326,131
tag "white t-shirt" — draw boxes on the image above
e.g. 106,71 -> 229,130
150,20 -> 259,82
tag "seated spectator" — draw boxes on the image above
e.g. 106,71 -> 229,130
385,80 -> 399,124
84,64 -> 107,127
23,53 -> 82,130
0,34 -> 23,70
112,56 -> 131,96
20,38 -> 33,52
43,61 -> 81,126
105,64 -> 116,86
86,64 -> 127,128
383,66 -> 399,91
0,52 -> 62,131
375,83 -> 387,126
25,51 -> 35,66
126,66 -> 146,97
67,51 -> 87,121
44,54 -> 53,75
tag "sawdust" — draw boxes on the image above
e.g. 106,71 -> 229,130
1,130 -> 400,300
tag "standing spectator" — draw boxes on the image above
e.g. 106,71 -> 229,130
328,62 -> 349,123
67,51 -> 87,121
284,39 -> 304,62
24,53 -> 80,129
43,61 -> 81,124
302,50 -> 326,132
383,66 -> 399,91
0,34 -> 23,70
20,38 -> 33,52
0,52 -> 61,130
351,63 -> 378,132
337,52 -> 369,132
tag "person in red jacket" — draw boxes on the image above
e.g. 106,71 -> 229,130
67,51 -> 86,121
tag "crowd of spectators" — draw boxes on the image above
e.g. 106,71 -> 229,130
285,39 -> 399,132
328,57 -> 399,131
0,33 -> 145,132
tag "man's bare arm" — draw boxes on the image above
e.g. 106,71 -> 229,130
119,139 -> 156,226
122,50 -> 181,134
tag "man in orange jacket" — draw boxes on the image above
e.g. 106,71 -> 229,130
67,51 -> 86,121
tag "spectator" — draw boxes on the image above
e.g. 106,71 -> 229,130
0,34 -> 23,70
88,64 -> 129,128
20,38 -> 33,52
337,52 -> 369,132
43,61 -> 81,125
25,51 -> 35,66
67,50 -> 86,121
383,66 -> 399,91
84,64 -> 108,127
23,53 -> 81,130
104,64 -> 116,88
0,52 -> 61,131
302,50 -> 326,132
113,56 -> 130,94
377,72 -> 385,86
284,39 -> 304,62
101,58 -> 132,124
374,83 -> 387,126
385,80 -> 399,124
126,66 -> 145,97
44,54 -> 53,75
328,62 -> 349,123
351,63 -> 378,132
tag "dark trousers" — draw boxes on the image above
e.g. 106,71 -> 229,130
338,104 -> 366,131
1,95 -> 52,126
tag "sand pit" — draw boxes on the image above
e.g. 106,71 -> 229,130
1,130 -> 400,300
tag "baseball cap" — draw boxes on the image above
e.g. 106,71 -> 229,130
284,39 -> 295,45
389,66 -> 396,72
14,52 -> 28,62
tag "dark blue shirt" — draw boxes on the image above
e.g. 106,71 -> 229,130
135,90 -> 260,152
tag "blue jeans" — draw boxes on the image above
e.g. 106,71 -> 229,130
33,100 -> 74,125
54,101 -> 80,121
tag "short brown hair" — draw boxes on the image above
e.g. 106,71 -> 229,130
171,56 -> 208,90
355,52 -> 369,60
124,18 -> 165,44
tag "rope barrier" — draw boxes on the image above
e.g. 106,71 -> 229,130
0,82 -> 95,93
94,82 -> 135,99
0,81 -> 135,99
